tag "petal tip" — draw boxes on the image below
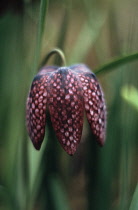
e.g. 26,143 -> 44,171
64,146 -> 77,156
98,139 -> 105,147
33,142 -> 42,150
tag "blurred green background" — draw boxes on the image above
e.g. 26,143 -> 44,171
0,0 -> 138,209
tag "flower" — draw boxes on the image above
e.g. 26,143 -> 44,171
26,64 -> 106,155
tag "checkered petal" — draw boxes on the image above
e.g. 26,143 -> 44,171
71,64 -> 106,146
26,66 -> 58,149
47,67 -> 84,155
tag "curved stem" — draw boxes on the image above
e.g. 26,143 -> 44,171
40,48 -> 67,67
94,52 -> 138,76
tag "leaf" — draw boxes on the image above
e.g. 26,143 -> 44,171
68,2 -> 107,64
68,19 -> 106,64
121,85 -> 138,111
129,183 -> 138,210
50,176 -> 71,210
28,133 -> 48,195
94,52 -> 138,76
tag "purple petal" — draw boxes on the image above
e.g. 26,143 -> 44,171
70,64 -> 91,74
26,66 -> 58,149
38,66 -> 58,75
47,67 -> 84,155
71,64 -> 106,146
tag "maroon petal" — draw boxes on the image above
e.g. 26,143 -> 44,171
47,67 -> 84,155
26,66 -> 58,149
38,66 -> 58,75
71,64 -> 106,146
70,64 -> 91,74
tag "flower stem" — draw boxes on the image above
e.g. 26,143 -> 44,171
33,0 -> 49,73
40,48 -> 67,67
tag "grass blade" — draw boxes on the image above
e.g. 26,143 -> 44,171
129,184 -> 138,210
68,17 -> 106,64
95,52 -> 138,75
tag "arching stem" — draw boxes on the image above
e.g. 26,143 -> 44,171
40,48 -> 67,68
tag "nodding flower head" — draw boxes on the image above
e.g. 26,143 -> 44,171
26,64 -> 106,155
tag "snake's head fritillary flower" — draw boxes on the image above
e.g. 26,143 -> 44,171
26,64 -> 106,155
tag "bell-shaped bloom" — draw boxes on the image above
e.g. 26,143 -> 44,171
26,64 -> 106,155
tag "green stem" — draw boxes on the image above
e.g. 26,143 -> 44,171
54,8 -> 69,66
33,0 -> 49,73
40,48 -> 67,67
94,52 -> 138,75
